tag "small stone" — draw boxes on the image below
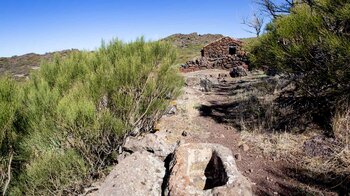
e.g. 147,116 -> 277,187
234,153 -> 242,161
153,123 -> 161,132
240,144 -> 249,152
274,192 -> 278,195
182,131 -> 188,137
167,106 -> 177,115
130,126 -> 140,136
249,169 -> 253,173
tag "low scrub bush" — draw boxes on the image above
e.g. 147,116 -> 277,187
1,38 -> 183,194
0,76 -> 25,195
248,0 -> 350,133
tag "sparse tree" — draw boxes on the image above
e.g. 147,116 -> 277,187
255,0 -> 301,18
242,13 -> 265,37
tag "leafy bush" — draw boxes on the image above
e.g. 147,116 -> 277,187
248,0 -> 350,132
1,38 -> 183,194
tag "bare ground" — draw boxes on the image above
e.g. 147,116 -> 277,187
89,69 -> 347,196
156,69 -> 343,195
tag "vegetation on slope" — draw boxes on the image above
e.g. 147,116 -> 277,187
161,32 -> 224,64
248,0 -> 350,134
0,50 -> 78,77
1,33 -> 225,78
245,0 -> 350,191
0,38 -> 183,195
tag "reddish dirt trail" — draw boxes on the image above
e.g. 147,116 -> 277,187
158,69 -> 337,195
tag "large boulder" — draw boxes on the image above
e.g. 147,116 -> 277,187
94,151 -> 165,196
165,143 -> 252,196
200,78 -> 213,92
229,66 -> 248,78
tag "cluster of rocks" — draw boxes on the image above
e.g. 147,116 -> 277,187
182,55 -> 248,72
93,133 -> 253,196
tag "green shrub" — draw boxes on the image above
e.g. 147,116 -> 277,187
248,0 -> 350,131
6,38 -> 183,194
20,150 -> 87,195
0,76 -> 25,195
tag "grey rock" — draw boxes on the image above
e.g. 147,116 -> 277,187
234,153 -> 242,161
123,132 -> 178,159
94,151 -> 165,196
129,126 -> 141,136
186,77 -> 201,86
167,105 -> 177,115
239,144 -> 250,152
229,66 -> 248,78
200,78 -> 213,92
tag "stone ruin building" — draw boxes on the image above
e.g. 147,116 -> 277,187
180,37 -> 249,72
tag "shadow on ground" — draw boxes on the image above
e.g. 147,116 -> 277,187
278,167 -> 349,195
198,76 -> 333,135
197,75 -> 349,195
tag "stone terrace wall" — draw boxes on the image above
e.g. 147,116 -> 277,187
180,37 -> 248,72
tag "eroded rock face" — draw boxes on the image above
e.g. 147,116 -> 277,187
165,143 -> 252,196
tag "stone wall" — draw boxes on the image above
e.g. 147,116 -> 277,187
202,37 -> 243,58
180,37 -> 249,73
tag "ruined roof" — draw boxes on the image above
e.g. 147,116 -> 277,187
202,36 -> 242,49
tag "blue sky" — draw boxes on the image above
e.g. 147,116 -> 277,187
0,0 -> 260,57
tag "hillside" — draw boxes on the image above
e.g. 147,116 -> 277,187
161,32 -> 225,64
0,49 -> 78,78
0,33 -> 226,78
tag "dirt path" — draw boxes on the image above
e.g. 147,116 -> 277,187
157,69 -> 336,195
93,69 -> 338,196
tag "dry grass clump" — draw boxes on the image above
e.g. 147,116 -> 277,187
295,107 -> 350,192
240,130 -> 309,159
311,107 -> 350,171
333,106 -> 350,146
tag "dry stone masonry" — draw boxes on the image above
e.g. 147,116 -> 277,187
181,37 -> 249,73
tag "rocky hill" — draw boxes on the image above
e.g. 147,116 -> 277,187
0,49 -> 78,78
161,33 -> 225,64
161,32 -> 224,48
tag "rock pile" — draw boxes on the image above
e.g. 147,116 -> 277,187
94,138 -> 253,196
